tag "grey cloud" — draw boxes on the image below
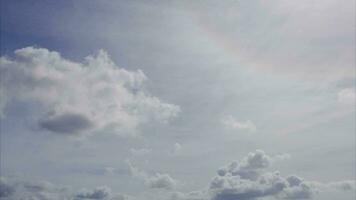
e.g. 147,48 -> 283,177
75,186 -> 111,199
39,112 -> 94,134
0,178 -> 15,198
217,150 -> 273,180
327,180 -> 355,191
0,177 -> 70,200
0,177 -> 129,200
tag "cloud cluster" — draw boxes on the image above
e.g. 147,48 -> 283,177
127,161 -> 177,190
172,150 -> 355,200
1,150 -> 354,200
0,177 -> 70,200
0,47 -> 180,136
0,177 -> 130,200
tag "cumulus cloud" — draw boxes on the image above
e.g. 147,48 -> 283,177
175,150 -> 354,200
127,161 -> 177,190
0,47 -> 180,136
221,116 -> 256,132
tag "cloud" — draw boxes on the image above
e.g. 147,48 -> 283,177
127,161 -> 177,190
39,112 -> 94,134
221,116 -> 256,132
172,143 -> 182,155
0,47 -> 180,136
337,88 -> 355,105
0,177 -> 70,200
176,150 -> 354,200
0,177 -> 130,200
217,150 -> 278,180
147,173 -> 177,190
75,186 -> 111,199
0,178 -> 15,198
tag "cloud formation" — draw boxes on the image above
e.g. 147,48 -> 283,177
1,150 -> 354,200
0,47 -> 180,136
172,150 -> 355,200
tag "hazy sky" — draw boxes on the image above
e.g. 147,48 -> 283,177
0,1 -> 355,200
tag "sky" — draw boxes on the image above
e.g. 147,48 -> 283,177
0,0 -> 355,200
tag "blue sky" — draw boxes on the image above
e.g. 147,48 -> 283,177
0,1 -> 355,200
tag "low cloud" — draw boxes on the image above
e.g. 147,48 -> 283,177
221,116 -> 256,132
75,186 -> 111,199
0,47 -> 180,136
0,177 -> 130,200
0,177 -> 70,200
173,150 -> 355,200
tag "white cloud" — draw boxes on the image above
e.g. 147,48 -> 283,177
0,47 -> 180,136
337,88 -> 355,105
221,116 -> 256,132
175,150 -> 354,200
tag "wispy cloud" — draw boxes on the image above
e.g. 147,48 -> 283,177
221,115 -> 256,132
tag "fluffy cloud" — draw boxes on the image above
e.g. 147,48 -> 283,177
221,116 -> 256,132
173,150 -> 354,200
127,161 -> 177,190
1,149 -> 354,200
0,47 -> 180,136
